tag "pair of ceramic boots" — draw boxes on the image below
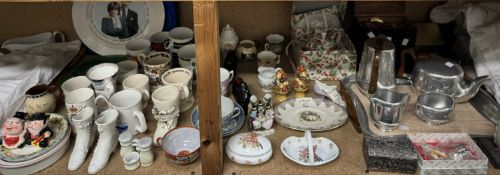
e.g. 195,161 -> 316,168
68,107 -> 119,174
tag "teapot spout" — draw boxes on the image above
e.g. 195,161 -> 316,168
456,75 -> 490,103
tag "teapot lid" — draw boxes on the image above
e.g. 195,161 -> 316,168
227,132 -> 272,157
415,58 -> 462,77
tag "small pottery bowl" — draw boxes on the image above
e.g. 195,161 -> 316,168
226,132 -> 272,165
415,92 -> 455,125
160,127 -> 200,165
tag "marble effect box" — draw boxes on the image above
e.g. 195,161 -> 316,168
363,135 -> 419,174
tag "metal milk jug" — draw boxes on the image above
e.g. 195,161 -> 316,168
356,37 -> 396,95
369,89 -> 410,132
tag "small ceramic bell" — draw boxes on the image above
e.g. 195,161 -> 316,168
220,24 -> 239,51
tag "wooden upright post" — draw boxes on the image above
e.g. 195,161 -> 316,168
193,1 -> 223,175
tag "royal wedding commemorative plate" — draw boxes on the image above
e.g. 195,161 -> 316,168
0,113 -> 70,166
72,2 -> 164,55
191,102 -> 245,137
274,97 -> 348,131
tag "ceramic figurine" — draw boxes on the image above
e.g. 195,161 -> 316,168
293,65 -> 310,98
273,68 -> 290,103
249,94 -> 275,136
25,113 -> 52,148
248,95 -> 258,130
1,112 -> 28,149
136,137 -> 154,167
232,77 -> 251,114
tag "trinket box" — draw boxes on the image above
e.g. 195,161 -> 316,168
226,132 -> 272,165
363,134 -> 418,174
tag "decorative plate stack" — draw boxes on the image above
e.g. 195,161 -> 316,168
0,114 -> 71,175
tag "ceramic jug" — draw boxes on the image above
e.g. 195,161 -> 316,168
220,24 -> 239,51
369,89 -> 410,132
356,37 -> 396,96
24,84 -> 59,114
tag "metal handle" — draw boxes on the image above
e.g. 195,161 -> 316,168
368,38 -> 384,94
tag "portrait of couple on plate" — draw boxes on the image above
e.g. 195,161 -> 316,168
101,1 -> 138,39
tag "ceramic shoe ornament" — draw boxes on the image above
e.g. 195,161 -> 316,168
220,24 -> 239,51
68,107 -> 96,171
25,113 -> 52,148
88,109 -> 119,174
313,80 -> 346,108
1,112 -> 28,149
273,67 -> 290,103
293,65 -> 310,98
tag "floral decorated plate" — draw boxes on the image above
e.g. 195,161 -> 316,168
274,97 -> 347,131
0,113 -> 70,163
281,131 -> 339,166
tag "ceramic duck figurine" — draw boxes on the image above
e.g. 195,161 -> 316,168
273,68 -> 290,103
293,65 -> 309,98
1,112 -> 28,149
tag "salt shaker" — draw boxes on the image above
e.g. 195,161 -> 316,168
136,137 -> 154,167
118,131 -> 138,158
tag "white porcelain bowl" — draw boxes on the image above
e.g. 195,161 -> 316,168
160,127 -> 200,165
281,132 -> 339,166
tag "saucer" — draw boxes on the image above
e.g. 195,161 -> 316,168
191,102 -> 245,137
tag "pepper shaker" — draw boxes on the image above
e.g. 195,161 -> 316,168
118,131 -> 138,158
136,137 -> 154,167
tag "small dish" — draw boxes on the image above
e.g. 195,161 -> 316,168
226,132 -> 272,165
281,130 -> 339,166
191,102 -> 245,137
159,126 -> 200,165
415,92 -> 455,125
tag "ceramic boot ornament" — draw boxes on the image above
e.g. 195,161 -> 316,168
88,109 -> 119,174
152,106 -> 179,146
68,107 -> 95,171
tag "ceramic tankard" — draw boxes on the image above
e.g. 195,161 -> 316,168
96,90 -> 147,135
86,63 -> 119,99
150,31 -> 173,52
24,84 -> 60,114
122,74 -> 151,108
161,68 -> 194,112
61,76 -> 93,97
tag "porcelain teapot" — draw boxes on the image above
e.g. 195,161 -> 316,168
220,24 -> 239,51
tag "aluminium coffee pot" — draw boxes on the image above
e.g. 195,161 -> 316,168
356,37 -> 396,96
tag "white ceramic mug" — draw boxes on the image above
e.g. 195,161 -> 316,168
257,50 -> 280,68
96,90 -> 147,135
177,44 -> 196,69
65,88 -> 97,133
150,31 -> 173,52
140,52 -> 172,90
86,63 -> 119,99
61,76 -> 93,97
220,68 -> 234,96
117,60 -> 139,84
161,68 -> 193,112
123,74 -> 150,108
221,96 -> 241,124
152,85 -> 181,111
126,39 -> 151,65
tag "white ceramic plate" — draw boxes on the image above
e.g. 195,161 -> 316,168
72,2 -> 164,55
281,135 -> 339,166
274,97 -> 348,131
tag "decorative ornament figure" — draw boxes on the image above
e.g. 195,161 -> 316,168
293,65 -> 310,98
273,67 -> 290,103
1,112 -> 28,149
25,113 -> 52,148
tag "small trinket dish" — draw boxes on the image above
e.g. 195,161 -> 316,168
159,127 -> 200,165
226,132 -> 272,165
281,130 -> 339,166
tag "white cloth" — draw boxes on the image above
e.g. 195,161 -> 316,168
0,40 -> 81,123
431,1 -> 500,104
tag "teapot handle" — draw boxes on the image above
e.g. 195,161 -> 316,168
368,38 -> 384,94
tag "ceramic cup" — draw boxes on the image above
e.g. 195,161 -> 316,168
150,31 -> 173,52
123,74 -> 150,108
257,50 -> 280,68
140,52 -> 172,90
117,60 -> 139,84
96,89 -> 147,135
152,85 -> 181,111
123,151 -> 140,171
169,27 -> 194,67
86,63 -> 119,99
65,87 -> 97,133
265,34 -> 285,54
126,39 -> 151,65
61,76 -> 93,97
220,68 -> 234,96
236,39 -> 257,61
221,96 -> 241,125
161,68 -> 194,112
177,44 -> 196,69
257,66 -> 276,92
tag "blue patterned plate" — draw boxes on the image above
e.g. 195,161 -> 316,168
191,102 -> 245,137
